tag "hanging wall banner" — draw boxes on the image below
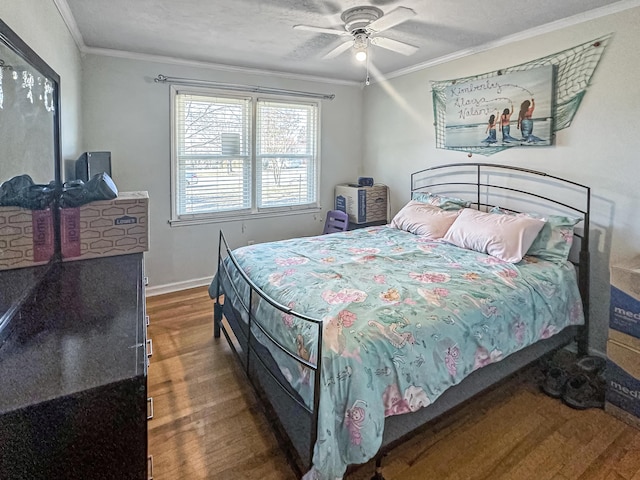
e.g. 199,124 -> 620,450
444,65 -> 555,148
431,34 -> 611,156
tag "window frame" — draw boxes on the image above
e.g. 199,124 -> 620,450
169,85 -> 321,226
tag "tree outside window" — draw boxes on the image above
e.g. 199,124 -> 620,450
171,89 -> 319,222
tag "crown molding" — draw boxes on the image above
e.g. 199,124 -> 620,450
382,0 -> 640,82
80,46 -> 360,87
52,0 -> 86,50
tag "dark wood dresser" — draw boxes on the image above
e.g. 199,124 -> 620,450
0,253 -> 149,479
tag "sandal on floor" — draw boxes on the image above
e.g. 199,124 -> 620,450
562,374 -> 604,410
541,367 -> 569,398
575,355 -> 606,375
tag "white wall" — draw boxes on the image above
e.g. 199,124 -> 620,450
0,0 -> 83,162
80,54 -> 363,292
362,7 -> 640,355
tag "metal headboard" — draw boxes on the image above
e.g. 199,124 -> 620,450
411,163 -> 591,354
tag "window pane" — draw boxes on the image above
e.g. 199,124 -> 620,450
179,158 -> 251,214
175,93 -> 251,215
172,92 -> 320,221
256,101 -> 317,209
258,157 -> 315,207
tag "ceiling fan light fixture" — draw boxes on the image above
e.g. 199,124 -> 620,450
353,32 -> 368,62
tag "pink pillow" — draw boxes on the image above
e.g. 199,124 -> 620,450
390,201 -> 460,239
442,208 -> 545,263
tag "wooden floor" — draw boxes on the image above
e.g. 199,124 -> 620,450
147,286 -> 640,480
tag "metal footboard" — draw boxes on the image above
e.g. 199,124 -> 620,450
213,230 -> 322,473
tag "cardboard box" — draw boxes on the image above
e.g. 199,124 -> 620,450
335,184 -> 387,225
0,207 -> 54,270
609,328 -> 640,351
605,338 -> 640,427
605,402 -> 640,429
61,191 -> 149,261
610,257 -> 640,339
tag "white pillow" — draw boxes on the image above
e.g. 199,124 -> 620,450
442,208 -> 545,263
390,200 -> 460,239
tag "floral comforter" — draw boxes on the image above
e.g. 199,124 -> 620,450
211,226 -> 584,480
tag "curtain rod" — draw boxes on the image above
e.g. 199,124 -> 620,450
154,74 -> 335,100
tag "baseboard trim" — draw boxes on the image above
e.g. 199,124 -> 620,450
146,276 -> 213,297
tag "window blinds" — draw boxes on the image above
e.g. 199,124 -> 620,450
256,100 -> 318,209
173,92 -> 318,218
175,93 -> 251,215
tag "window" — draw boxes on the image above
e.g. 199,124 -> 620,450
171,87 -> 319,224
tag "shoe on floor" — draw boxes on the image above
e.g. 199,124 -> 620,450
575,355 -> 606,374
541,366 -> 569,398
562,373 -> 604,410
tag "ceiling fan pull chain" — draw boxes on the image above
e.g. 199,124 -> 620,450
365,53 -> 370,86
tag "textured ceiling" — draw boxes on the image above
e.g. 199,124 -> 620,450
61,0 -> 629,83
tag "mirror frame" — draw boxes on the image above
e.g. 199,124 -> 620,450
0,18 -> 63,256
0,18 -> 64,346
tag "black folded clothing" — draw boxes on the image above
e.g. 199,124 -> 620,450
59,172 -> 118,208
0,174 -> 56,210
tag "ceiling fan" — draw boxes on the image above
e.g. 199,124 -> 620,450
293,6 -> 418,61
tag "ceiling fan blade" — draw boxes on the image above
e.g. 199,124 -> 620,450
366,7 -> 416,33
322,40 -> 354,59
293,24 -> 350,36
370,36 -> 418,56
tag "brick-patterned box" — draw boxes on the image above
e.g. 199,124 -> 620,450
335,184 -> 388,225
60,191 -> 148,261
0,207 -> 54,270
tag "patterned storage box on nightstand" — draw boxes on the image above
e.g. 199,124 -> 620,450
60,191 -> 149,261
0,207 -> 54,270
335,184 -> 388,225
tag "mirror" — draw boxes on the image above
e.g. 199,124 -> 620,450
0,18 -> 61,185
0,19 -> 62,341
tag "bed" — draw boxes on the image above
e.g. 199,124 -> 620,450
209,163 -> 591,480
